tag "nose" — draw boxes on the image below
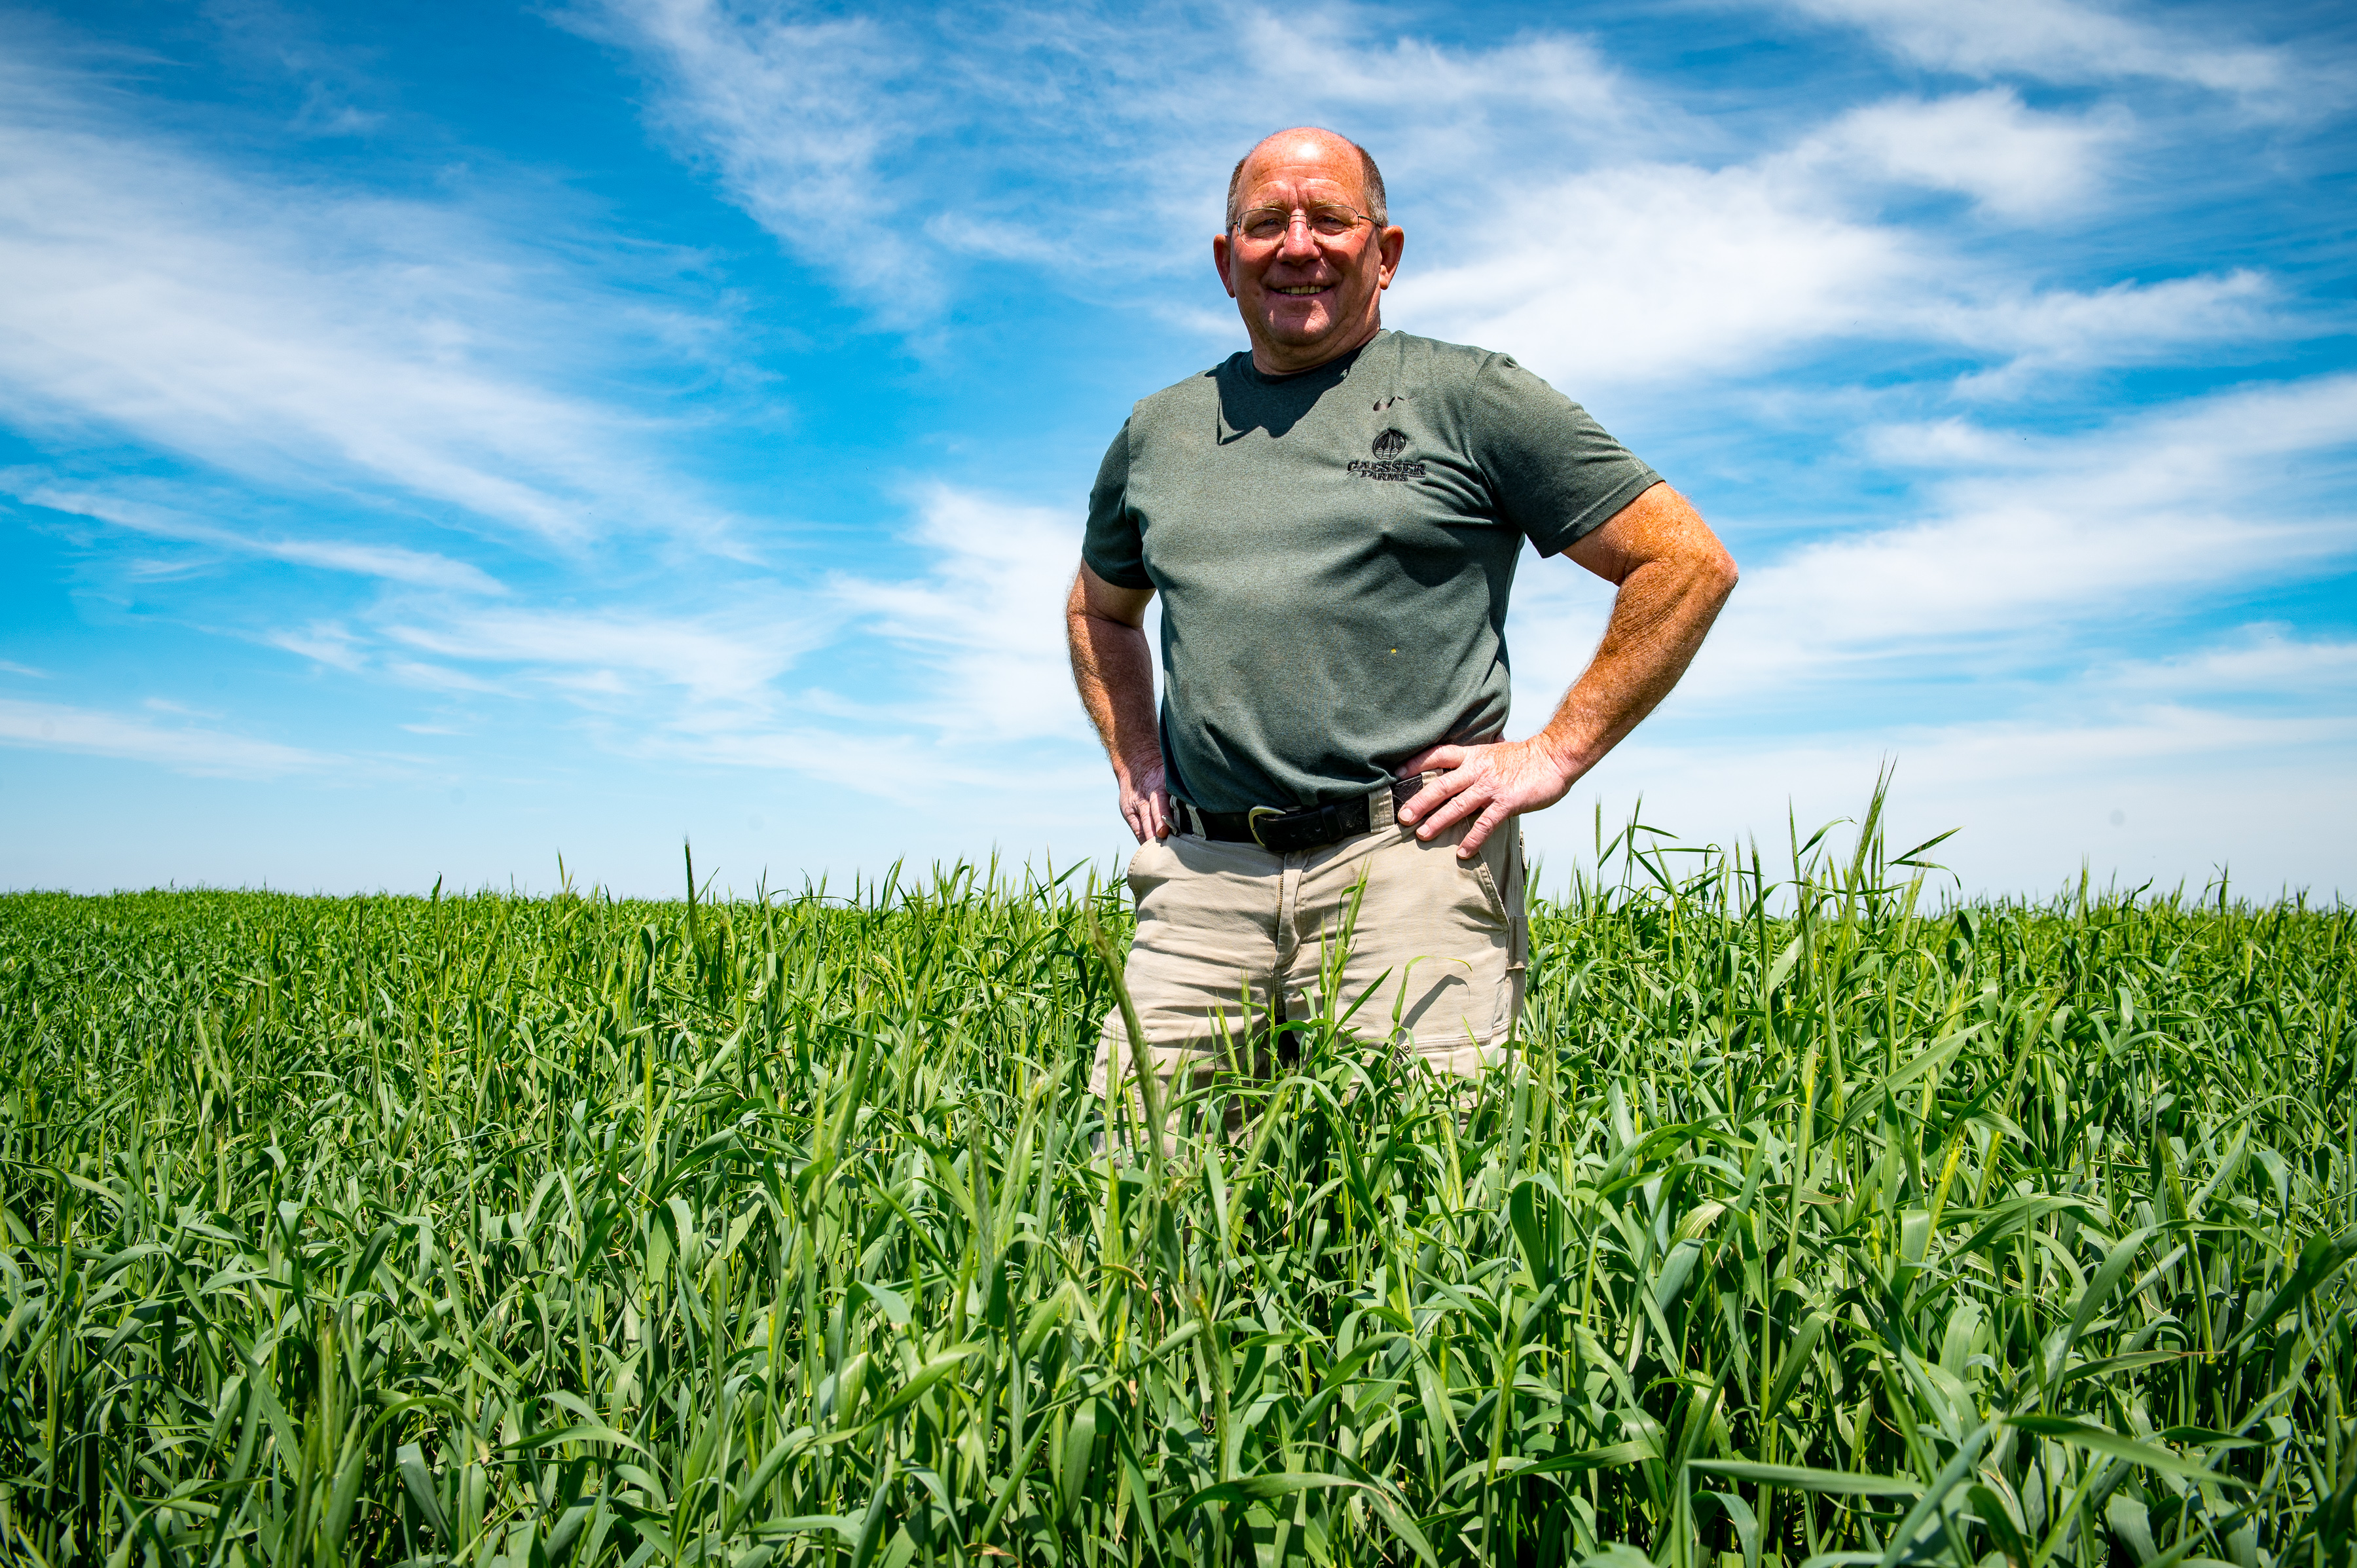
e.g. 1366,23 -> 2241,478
1277,213 -> 1321,262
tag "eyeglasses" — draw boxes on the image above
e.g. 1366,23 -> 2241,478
1230,203 -> 1374,244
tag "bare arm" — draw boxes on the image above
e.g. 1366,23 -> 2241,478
1067,560 -> 1173,843
1400,481 -> 1738,856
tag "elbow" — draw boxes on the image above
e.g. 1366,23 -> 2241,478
1681,539 -> 1737,604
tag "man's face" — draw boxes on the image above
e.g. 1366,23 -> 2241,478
1213,133 -> 1405,375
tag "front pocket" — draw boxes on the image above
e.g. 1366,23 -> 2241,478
1125,836 -> 1166,891
1468,852 -> 1510,922
1459,823 -> 1522,925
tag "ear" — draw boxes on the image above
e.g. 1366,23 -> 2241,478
1376,225 -> 1404,290
1212,232 -> 1237,299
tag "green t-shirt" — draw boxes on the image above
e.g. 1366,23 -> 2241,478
1083,329 -> 1660,816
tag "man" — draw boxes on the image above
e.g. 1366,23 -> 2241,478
1067,127 -> 1736,1112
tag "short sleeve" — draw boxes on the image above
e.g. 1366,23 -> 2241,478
1080,419 -> 1152,589
1469,357 -> 1661,556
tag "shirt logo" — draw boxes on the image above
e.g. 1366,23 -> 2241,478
1347,428 -> 1426,481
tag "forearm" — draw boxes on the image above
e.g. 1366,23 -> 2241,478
1537,549 -> 1733,777
1067,608 -> 1161,783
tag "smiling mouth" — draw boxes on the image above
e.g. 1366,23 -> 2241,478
1272,283 -> 1332,296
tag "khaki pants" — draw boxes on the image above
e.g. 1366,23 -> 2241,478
1092,785 -> 1528,1118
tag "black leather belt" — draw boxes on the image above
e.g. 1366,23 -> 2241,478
1180,782 -> 1420,853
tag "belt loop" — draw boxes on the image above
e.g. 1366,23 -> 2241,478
1368,781 -> 1395,831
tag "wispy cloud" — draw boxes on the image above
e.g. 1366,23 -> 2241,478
0,50 -> 742,549
202,0 -> 392,136
577,0 -> 1653,312
380,602 -> 831,711
568,0 -> 927,314
574,0 -> 2347,888
0,697 -> 335,776
1713,374 -> 2357,690
384,660 -> 506,695
270,621 -> 369,672
0,0 -> 2344,898
1793,88 -> 2131,219
828,485 -> 1089,744
2095,630 -> 2357,695
1393,130 -> 2283,393
1396,160 -> 1916,390
1501,373 -> 2357,712
10,480 -> 507,594
589,3 -> 2297,401
1782,0 -> 2288,95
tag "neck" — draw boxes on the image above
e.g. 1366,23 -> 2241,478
1251,315 -> 1382,376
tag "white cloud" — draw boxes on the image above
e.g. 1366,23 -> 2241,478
201,0 -> 390,137
1500,374 -> 2357,713
1783,0 -> 2285,95
0,54 -> 740,549
255,593 -> 925,789
257,539 -> 501,594
12,481 -> 506,594
0,697 -> 335,776
1393,155 -> 2280,393
1704,503 -> 2240,689
1395,160 -> 1914,390
270,621 -> 369,672
1940,272 -> 2279,392
582,0 -> 1651,302
1224,10 -> 1637,132
1721,378 -> 2357,687
484,482 -> 1120,801
828,485 -> 1091,744
2095,629 -> 2357,693
0,0 -> 2341,900
1797,89 -> 2130,219
574,0 -> 934,314
1926,371 -> 2357,500
385,660 -> 506,695
923,213 -> 1064,264
382,604 -> 830,711
593,0 -> 2325,409
587,1 -> 2298,399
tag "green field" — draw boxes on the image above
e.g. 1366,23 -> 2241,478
1,810 -> 2351,1568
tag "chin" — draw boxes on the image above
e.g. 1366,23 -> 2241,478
1261,310 -> 1337,344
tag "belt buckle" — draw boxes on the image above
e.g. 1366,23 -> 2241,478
1246,805 -> 1284,848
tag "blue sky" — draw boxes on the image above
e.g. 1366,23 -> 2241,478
1,0 -> 2350,898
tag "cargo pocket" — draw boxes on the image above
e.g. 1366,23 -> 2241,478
1506,828 -> 1529,969
1493,830 -> 1529,1047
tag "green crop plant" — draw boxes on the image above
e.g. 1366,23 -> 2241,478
0,797 -> 2350,1568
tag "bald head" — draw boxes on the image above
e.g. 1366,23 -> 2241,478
1225,127 -> 1387,231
